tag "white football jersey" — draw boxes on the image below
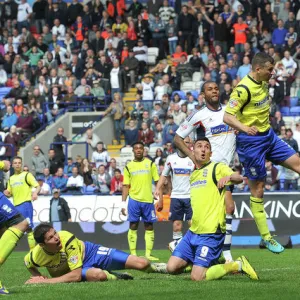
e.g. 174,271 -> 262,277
91,151 -> 110,168
162,152 -> 194,199
176,105 -> 236,165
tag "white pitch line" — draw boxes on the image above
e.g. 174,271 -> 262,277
260,267 -> 295,272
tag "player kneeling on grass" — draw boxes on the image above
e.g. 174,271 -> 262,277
24,224 -> 159,284
165,137 -> 258,281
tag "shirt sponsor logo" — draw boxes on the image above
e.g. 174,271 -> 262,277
254,96 -> 269,107
131,170 -> 150,175
229,99 -> 238,108
174,168 -> 191,175
191,180 -> 207,187
211,124 -> 232,135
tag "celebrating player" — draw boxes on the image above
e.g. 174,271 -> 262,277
166,137 -> 258,281
174,81 -> 236,262
0,160 -> 29,294
121,142 -> 160,261
223,52 -> 300,253
4,156 -> 40,250
155,137 -> 193,246
24,224 -> 160,284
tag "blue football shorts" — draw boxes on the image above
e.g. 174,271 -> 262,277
127,197 -> 157,223
172,230 -> 225,268
15,201 -> 34,228
81,241 -> 130,281
237,128 -> 295,180
169,198 -> 192,221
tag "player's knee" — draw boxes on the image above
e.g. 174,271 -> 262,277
137,257 -> 151,270
92,270 -> 107,282
226,203 -> 235,215
130,222 -> 139,230
191,273 -> 205,281
166,263 -> 181,275
14,219 -> 29,233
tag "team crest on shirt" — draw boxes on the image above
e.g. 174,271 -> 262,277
203,169 -> 208,177
69,255 -> 78,264
145,163 -> 149,168
188,161 -> 193,166
229,99 -> 238,108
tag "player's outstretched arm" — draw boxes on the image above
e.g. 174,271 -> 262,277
223,112 -> 258,136
174,134 -> 196,164
25,268 -> 82,284
217,172 -> 244,189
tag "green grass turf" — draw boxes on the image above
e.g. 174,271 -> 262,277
1,249 -> 300,300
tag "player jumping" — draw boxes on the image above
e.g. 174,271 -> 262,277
155,137 -> 193,248
223,52 -> 300,253
174,81 -> 236,262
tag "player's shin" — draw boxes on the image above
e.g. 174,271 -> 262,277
0,227 -> 24,265
27,231 -> 36,250
128,229 -> 137,256
205,262 -> 240,280
145,230 -> 154,257
250,196 -> 271,240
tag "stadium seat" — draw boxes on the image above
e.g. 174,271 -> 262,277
147,47 -> 159,65
190,90 -> 199,99
181,81 -> 196,93
290,97 -> 299,107
192,72 -> 202,82
194,81 -> 204,91
289,106 -> 300,116
171,91 -> 186,100
280,106 -> 290,116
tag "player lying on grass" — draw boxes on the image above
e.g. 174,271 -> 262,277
154,137 -> 259,281
24,224 -> 161,284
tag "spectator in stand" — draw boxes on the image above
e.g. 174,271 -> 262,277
17,0 -> 32,32
64,157 -> 75,177
52,167 -> 68,193
49,189 -> 72,222
0,66 -> 8,87
122,49 -> 139,88
110,60 -> 127,98
237,56 -> 251,81
107,158 -> 117,178
1,105 -> 18,133
153,148 -> 164,168
110,168 -> 123,195
124,119 -> 139,146
272,20 -> 288,52
281,50 -> 297,77
138,122 -> 154,147
143,146 -> 153,161
93,164 -> 111,194
231,16 -> 249,53
83,128 -> 101,151
31,145 -> 49,177
103,92 -> 126,144
163,141 -> 174,157
163,115 -> 178,145
283,129 -> 299,153
133,39 -> 148,76
150,123 -> 164,147
91,142 -> 110,168
52,19 -> 66,41
292,123 -> 300,150
265,161 -> 279,191
37,177 -> 51,195
16,107 -> 34,135
66,166 -> 84,194
52,127 -> 68,163
271,111 -> 285,136
42,167 -> 54,188
3,81 -> 26,104
4,125 -> 20,160
124,0 -> 143,20
171,103 -> 186,125
48,149 -> 64,175
80,158 -> 94,187
67,0 -> 83,25
149,14 -> 166,60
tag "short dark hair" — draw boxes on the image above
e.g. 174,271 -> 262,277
195,137 -> 212,150
132,141 -> 144,148
201,81 -> 217,93
12,156 -> 22,162
34,223 -> 53,243
252,52 -> 274,68
114,168 -> 121,174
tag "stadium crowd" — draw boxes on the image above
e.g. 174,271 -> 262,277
0,0 -> 300,193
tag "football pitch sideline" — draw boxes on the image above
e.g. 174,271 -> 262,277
2,249 -> 300,300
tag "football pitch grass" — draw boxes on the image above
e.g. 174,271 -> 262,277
2,249 -> 300,300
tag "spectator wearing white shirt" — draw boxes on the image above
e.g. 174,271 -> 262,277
155,79 -> 168,101
37,177 -> 51,195
52,19 -> 66,41
281,50 -> 297,76
141,75 -> 154,111
17,0 -> 32,32
133,39 -> 148,76
171,103 -> 187,125
0,66 -> 8,87
66,166 -> 84,193
110,60 -> 127,98
91,142 -> 110,168
4,37 -> 17,54
12,29 -> 21,51
52,45 -> 67,64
